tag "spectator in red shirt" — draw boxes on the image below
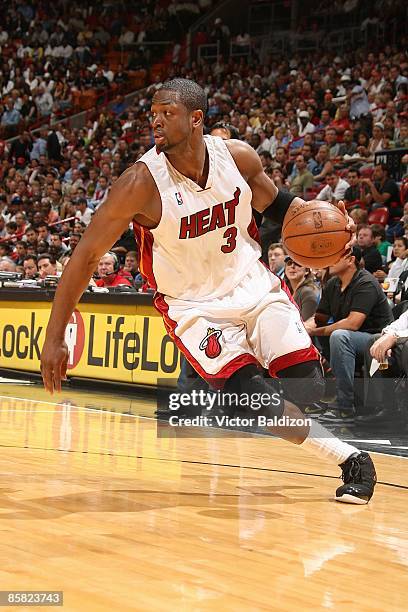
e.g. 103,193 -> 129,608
330,104 -> 351,141
95,252 -> 132,288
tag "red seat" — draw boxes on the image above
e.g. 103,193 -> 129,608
368,207 -> 389,226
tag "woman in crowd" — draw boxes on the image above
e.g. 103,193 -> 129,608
269,125 -> 288,157
374,237 -> 408,283
387,236 -> 408,279
368,122 -> 386,155
284,257 -> 320,321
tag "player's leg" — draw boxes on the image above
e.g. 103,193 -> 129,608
226,361 -> 376,504
276,360 -> 376,504
242,267 -> 376,504
154,291 -> 259,389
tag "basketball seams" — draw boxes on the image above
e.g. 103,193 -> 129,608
284,228 -> 352,239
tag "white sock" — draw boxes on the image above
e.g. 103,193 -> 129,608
301,419 -> 360,465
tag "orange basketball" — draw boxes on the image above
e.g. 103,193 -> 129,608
282,200 -> 351,268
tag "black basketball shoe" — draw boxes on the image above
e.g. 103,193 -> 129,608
336,452 -> 377,504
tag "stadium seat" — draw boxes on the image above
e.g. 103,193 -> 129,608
367,207 -> 389,226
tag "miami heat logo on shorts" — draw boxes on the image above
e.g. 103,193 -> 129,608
199,327 -> 222,359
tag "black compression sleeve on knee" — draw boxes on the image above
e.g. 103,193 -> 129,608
277,360 -> 322,378
262,190 -> 296,225
277,360 -> 325,405
225,365 -> 284,418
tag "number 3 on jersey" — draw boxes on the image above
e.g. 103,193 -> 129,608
221,227 -> 237,253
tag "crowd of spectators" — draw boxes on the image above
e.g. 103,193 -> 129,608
0,7 -> 407,422
0,0 -> 217,137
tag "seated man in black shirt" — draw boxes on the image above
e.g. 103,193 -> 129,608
338,130 -> 357,158
356,224 -> 383,274
305,247 -> 393,421
362,163 -> 401,218
343,168 -> 371,210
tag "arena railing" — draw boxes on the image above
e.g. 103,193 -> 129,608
187,0 -> 249,65
255,21 -> 389,56
117,40 -> 173,65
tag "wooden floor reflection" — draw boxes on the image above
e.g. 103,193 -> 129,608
0,382 -> 407,611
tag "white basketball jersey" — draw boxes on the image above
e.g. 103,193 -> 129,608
133,135 -> 262,300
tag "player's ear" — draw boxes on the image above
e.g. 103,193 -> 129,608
191,110 -> 203,129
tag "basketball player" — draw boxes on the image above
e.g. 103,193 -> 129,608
40,79 -> 376,504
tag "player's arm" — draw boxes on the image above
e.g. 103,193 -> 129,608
226,139 -> 355,238
41,163 -> 156,393
226,139 -> 303,223
312,311 -> 366,336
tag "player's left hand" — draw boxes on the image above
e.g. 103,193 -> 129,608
335,199 -> 356,253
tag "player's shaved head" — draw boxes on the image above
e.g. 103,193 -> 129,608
159,78 -> 208,115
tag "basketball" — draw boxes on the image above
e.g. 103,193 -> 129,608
282,200 -> 351,268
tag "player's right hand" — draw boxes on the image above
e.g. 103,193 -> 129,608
40,338 -> 69,394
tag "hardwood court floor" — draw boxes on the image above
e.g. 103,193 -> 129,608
0,381 -> 407,611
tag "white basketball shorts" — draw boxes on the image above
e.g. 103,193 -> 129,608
154,260 -> 319,386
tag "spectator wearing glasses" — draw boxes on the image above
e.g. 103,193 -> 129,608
95,253 -> 132,288
284,257 -> 320,321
